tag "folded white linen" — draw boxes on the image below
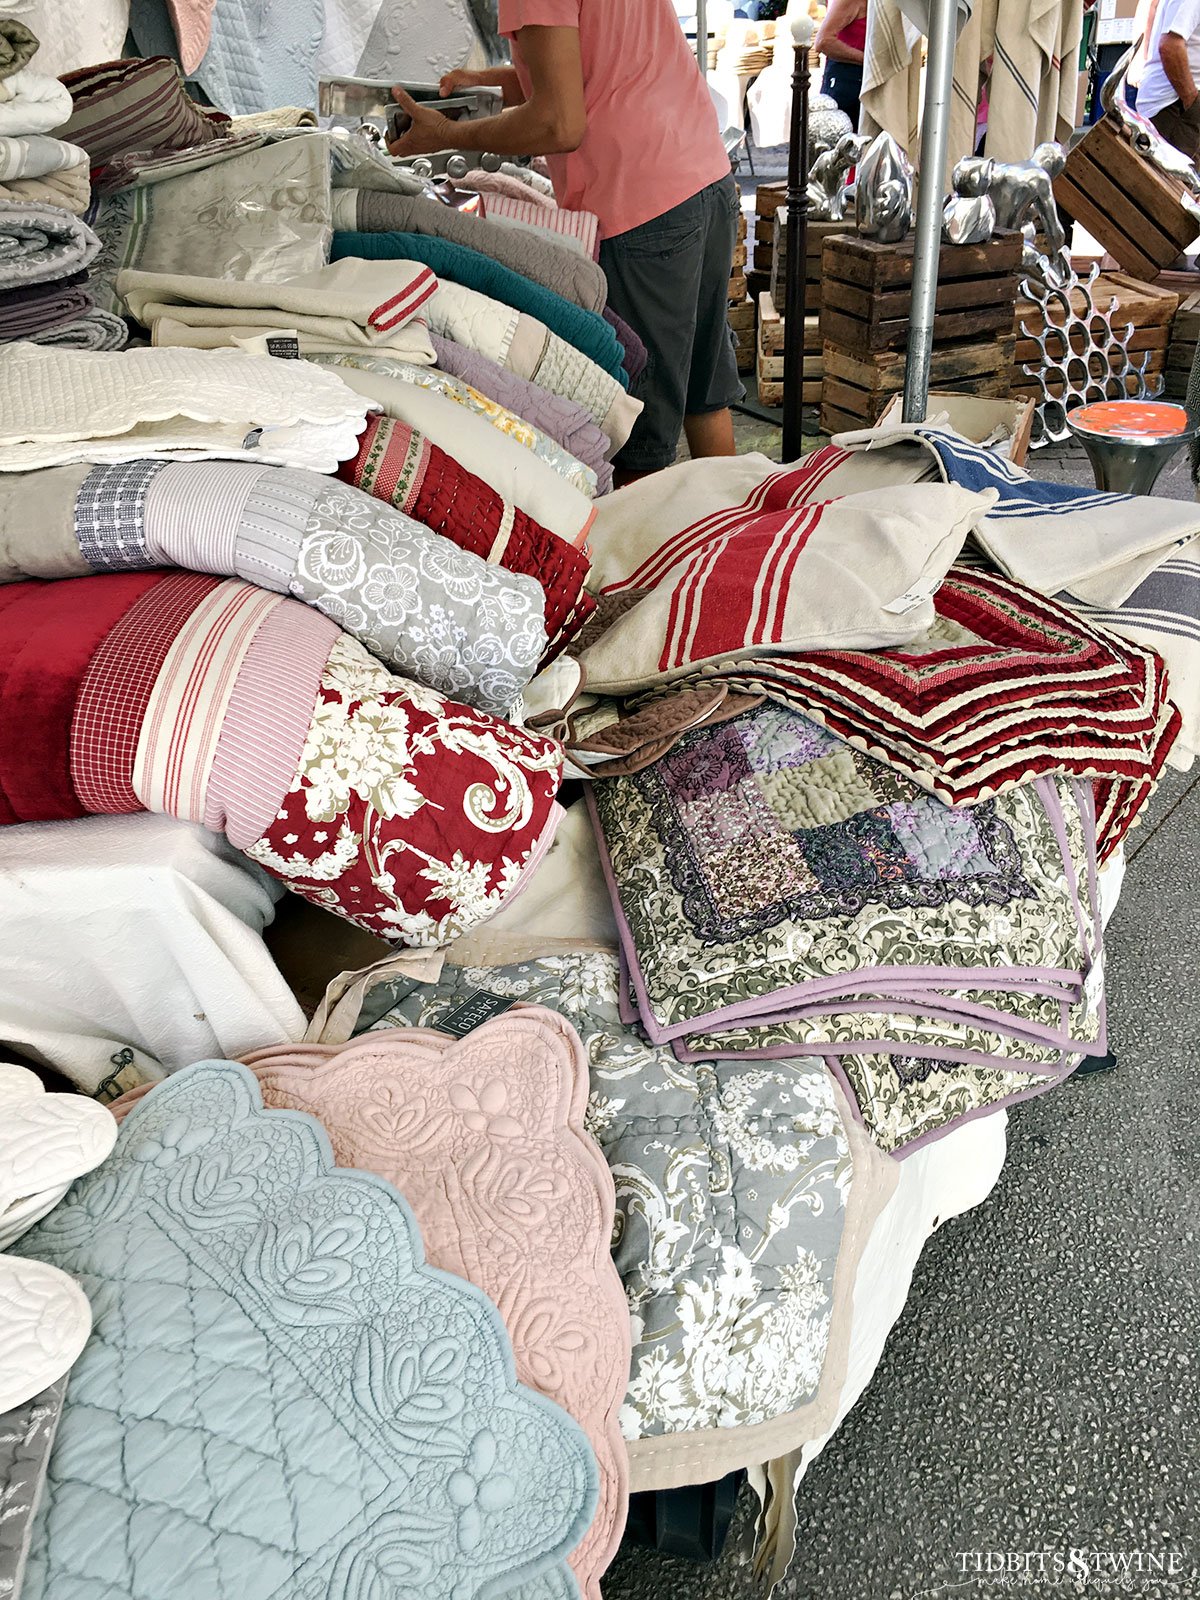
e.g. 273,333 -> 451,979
0,67 -> 71,136
0,343 -> 376,472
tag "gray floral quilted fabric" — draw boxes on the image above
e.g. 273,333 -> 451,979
291,479 -> 548,715
10,1061 -> 595,1600
0,1379 -> 65,1600
378,953 -> 852,1440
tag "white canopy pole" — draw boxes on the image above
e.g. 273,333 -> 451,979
902,0 -> 959,420
696,0 -> 708,71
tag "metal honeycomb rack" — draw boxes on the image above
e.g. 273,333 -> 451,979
1019,260 -> 1161,448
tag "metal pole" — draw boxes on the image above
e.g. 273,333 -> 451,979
902,0 -> 958,421
696,0 -> 707,72
782,14 -> 814,462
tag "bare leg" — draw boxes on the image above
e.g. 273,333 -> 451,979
683,407 -> 736,459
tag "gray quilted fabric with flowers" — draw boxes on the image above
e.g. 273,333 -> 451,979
10,1061 -> 594,1600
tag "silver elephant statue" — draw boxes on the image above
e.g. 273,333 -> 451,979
855,131 -> 914,243
808,132 -> 870,221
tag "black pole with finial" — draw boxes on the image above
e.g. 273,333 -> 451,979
782,11 -> 814,463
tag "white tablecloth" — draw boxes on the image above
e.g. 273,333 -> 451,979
0,814 -> 306,1095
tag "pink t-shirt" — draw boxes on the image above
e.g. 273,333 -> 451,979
497,0 -> 731,240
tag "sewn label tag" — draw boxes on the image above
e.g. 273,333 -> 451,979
438,990 -> 517,1038
266,334 -> 300,359
882,583 -> 938,615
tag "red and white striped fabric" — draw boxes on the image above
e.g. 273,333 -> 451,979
575,464 -> 989,694
2,572 -> 563,944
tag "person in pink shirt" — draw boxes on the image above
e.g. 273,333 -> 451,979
390,0 -> 742,483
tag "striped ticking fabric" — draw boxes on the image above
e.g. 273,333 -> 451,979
58,56 -> 228,165
70,571 -> 222,815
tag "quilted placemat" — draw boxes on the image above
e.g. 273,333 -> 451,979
240,1008 -> 630,1598
10,1061 -> 595,1600
0,1378 -> 66,1600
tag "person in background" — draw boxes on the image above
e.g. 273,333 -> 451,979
814,0 -> 867,128
388,0 -> 743,486
1136,0 -> 1200,159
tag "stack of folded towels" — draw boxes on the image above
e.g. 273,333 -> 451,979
0,17 -> 125,350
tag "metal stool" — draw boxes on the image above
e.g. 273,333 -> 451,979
1066,399 -> 1198,495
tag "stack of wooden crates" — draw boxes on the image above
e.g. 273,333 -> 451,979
1166,289 -> 1200,401
755,211 -> 839,408
727,201 -> 755,375
818,231 -> 1022,434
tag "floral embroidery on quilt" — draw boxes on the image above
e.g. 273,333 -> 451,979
246,637 -> 562,945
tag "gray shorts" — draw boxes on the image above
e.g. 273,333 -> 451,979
600,173 -> 745,474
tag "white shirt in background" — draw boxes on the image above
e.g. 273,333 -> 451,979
1136,0 -> 1200,119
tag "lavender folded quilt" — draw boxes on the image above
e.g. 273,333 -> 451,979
431,333 -> 614,490
0,460 -> 547,714
0,572 -> 562,945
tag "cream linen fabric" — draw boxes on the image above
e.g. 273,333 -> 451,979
117,258 -> 439,364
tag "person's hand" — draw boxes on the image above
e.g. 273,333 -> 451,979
439,69 -> 482,97
387,86 -> 457,156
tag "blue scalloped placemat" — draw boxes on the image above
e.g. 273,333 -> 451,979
11,1060 -> 595,1600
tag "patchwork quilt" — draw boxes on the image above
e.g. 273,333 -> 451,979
11,1062 -> 596,1599
371,953 -> 898,1487
589,702 -> 1106,1153
0,459 -> 548,715
0,573 -> 562,944
340,413 -> 596,656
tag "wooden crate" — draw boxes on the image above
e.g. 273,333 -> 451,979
1054,116 -> 1196,282
819,231 -> 1023,355
770,216 -> 843,316
757,291 -> 821,407
1166,289 -> 1200,399
875,392 -> 1036,467
728,295 -> 757,375
819,333 -> 1017,435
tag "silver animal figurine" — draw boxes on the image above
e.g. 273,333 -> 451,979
1100,38 -> 1200,225
950,144 -> 1067,257
943,190 -> 995,245
855,131 -> 914,243
808,94 -> 854,165
808,132 -> 870,221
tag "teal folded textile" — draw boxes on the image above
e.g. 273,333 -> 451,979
11,1060 -> 597,1600
332,228 -> 627,383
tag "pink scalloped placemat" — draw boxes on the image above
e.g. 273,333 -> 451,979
237,1008 -> 630,1597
